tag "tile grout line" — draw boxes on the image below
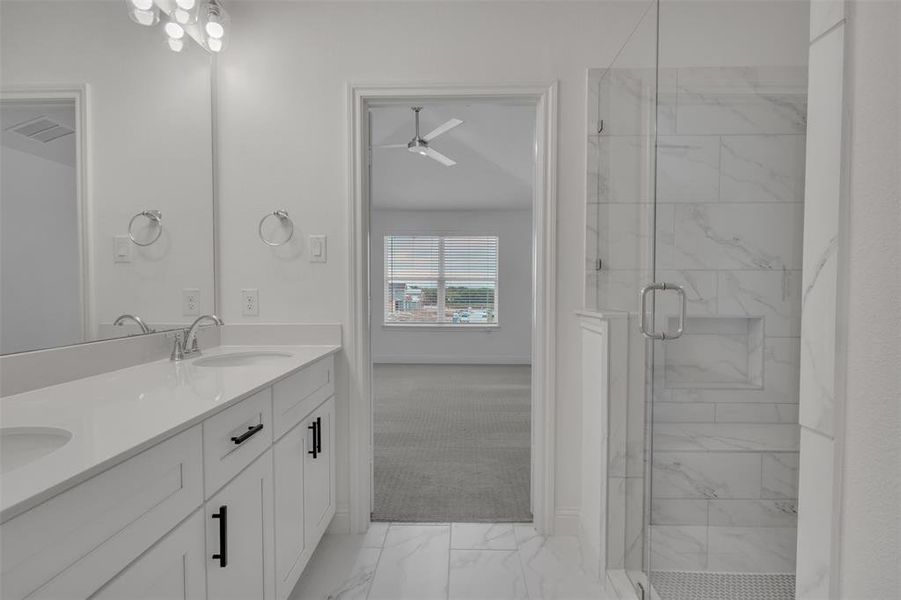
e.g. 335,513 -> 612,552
446,523 -> 452,600
363,524 -> 391,600
363,545 -> 385,600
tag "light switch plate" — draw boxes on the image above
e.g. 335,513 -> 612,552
242,288 -> 259,316
182,289 -> 201,316
114,236 -> 131,263
309,234 -> 327,263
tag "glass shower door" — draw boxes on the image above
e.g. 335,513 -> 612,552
645,2 -> 808,598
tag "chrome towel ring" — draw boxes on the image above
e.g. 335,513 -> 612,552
258,210 -> 294,247
128,210 -> 163,246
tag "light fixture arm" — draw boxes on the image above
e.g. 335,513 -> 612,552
413,107 -> 423,140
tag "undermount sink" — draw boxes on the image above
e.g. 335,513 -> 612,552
1,427 -> 72,474
193,351 -> 294,368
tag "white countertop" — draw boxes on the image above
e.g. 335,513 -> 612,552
0,344 -> 340,523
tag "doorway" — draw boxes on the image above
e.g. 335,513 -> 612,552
347,84 -> 557,533
0,89 -> 89,354
368,101 -> 535,521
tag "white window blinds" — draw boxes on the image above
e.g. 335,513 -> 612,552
384,235 -> 499,326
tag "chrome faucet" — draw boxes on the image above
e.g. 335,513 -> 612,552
113,314 -> 153,334
171,314 -> 224,361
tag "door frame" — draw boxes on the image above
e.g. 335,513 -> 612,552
0,84 -> 93,339
346,82 -> 558,533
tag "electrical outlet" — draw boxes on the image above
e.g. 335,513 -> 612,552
241,288 -> 259,316
309,234 -> 327,263
182,288 -> 200,316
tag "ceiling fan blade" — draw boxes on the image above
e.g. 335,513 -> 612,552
424,147 -> 456,166
422,118 -> 463,142
373,143 -> 408,149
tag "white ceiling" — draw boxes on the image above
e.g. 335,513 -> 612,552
370,102 -> 535,211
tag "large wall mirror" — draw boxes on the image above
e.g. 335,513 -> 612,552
0,1 -> 215,355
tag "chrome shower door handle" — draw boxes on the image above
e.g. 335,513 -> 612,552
639,282 -> 687,340
639,283 -> 664,340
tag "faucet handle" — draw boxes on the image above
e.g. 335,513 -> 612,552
170,331 -> 186,362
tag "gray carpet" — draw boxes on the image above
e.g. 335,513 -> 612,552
372,364 -> 532,523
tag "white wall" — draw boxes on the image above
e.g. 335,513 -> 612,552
0,146 -> 81,354
837,0 -> 901,596
216,0 -> 651,531
0,1 -> 214,339
796,1 -> 901,597
370,209 -> 531,365
657,0 -> 810,68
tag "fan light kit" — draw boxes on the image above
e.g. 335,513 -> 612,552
374,107 -> 463,166
126,0 -> 229,53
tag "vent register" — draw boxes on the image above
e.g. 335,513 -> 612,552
5,116 -> 74,144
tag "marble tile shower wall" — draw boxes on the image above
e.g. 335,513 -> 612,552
587,65 -> 808,574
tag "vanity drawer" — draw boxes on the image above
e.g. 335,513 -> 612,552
272,356 -> 334,439
0,425 -> 203,600
203,387 -> 273,496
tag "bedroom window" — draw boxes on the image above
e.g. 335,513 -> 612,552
383,235 -> 499,326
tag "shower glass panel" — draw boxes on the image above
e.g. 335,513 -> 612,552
647,2 -> 808,599
588,1 -> 658,596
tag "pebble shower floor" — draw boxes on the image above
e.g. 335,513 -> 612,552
651,571 -> 796,600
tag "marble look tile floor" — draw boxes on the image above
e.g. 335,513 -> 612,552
290,522 -> 610,600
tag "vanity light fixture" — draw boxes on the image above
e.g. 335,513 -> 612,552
167,37 -> 185,52
202,0 -> 229,52
127,0 -> 159,27
164,21 -> 185,39
172,0 -> 197,24
204,5 -> 224,38
125,0 -> 228,53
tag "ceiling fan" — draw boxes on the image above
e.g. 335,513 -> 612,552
374,107 -> 463,166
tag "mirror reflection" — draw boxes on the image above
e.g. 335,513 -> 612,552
0,0 -> 215,355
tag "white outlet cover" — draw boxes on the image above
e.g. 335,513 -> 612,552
241,288 -> 259,316
182,288 -> 200,316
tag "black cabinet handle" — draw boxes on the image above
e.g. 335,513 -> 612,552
308,421 -> 318,458
316,417 -> 322,454
211,505 -> 228,568
231,423 -> 264,445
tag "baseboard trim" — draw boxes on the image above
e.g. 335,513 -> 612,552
578,522 -> 601,579
554,507 -> 581,536
373,355 -> 532,365
327,508 -> 351,534
607,570 -> 640,600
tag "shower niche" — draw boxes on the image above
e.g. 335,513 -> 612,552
660,316 -> 764,390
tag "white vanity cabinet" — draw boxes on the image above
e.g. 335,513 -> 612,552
272,360 -> 336,600
206,450 -> 275,600
0,426 -> 203,600
92,510 -> 207,600
0,352 -> 338,600
273,422 -> 308,600
303,396 -> 335,548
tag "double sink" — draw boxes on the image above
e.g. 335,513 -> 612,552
0,350 -> 294,477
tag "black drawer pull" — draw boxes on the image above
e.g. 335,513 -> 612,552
308,421 -> 318,458
211,505 -> 228,568
316,416 -> 322,454
231,423 -> 264,445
